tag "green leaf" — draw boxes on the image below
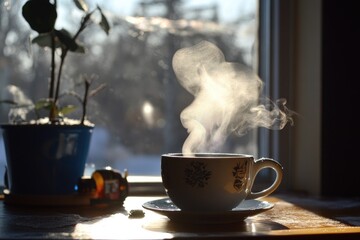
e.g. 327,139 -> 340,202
32,33 -> 62,48
55,29 -> 85,53
97,6 -> 110,35
22,0 -> 57,33
59,105 -> 77,115
73,0 -> 89,12
55,29 -> 76,51
34,99 -> 53,110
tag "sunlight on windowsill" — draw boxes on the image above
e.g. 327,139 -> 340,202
127,176 -> 165,196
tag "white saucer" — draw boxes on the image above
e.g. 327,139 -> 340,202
142,198 -> 274,224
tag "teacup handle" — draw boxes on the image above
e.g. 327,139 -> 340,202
246,158 -> 283,200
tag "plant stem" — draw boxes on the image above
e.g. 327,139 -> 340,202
49,31 -> 57,121
49,31 -> 55,99
53,11 -> 93,121
49,0 -> 57,121
81,79 -> 90,125
54,49 -> 68,109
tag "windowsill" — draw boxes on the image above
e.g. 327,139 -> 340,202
0,193 -> 359,239
0,175 -> 167,199
127,175 -> 166,196
0,178 -> 298,198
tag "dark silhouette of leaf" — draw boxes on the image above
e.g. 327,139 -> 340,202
97,5 -> 110,35
22,0 -> 57,33
73,0 -> 89,12
55,29 -> 85,53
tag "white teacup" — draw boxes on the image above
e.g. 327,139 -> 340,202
161,153 -> 283,212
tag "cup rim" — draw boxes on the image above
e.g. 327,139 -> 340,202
162,153 -> 253,158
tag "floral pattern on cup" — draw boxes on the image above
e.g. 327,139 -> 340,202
184,161 -> 212,188
232,161 -> 248,191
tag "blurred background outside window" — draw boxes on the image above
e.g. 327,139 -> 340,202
0,0 -> 259,186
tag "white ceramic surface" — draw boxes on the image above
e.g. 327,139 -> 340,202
161,153 -> 282,212
142,198 -> 274,224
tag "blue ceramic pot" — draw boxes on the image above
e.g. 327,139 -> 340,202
1,124 -> 93,195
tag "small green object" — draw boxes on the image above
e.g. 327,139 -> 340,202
128,209 -> 145,218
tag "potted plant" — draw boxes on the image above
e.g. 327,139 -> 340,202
0,0 -> 110,197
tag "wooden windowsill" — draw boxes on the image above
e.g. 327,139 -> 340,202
0,193 -> 359,239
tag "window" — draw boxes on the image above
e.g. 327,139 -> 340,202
1,0 -> 291,190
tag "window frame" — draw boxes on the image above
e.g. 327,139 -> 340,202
258,0 -> 295,191
258,0 -> 322,195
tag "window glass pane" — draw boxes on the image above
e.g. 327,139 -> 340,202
0,0 -> 259,185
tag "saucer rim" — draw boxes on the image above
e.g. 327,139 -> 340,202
142,198 -> 274,223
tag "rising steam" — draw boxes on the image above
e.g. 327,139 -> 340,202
172,41 -> 293,154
